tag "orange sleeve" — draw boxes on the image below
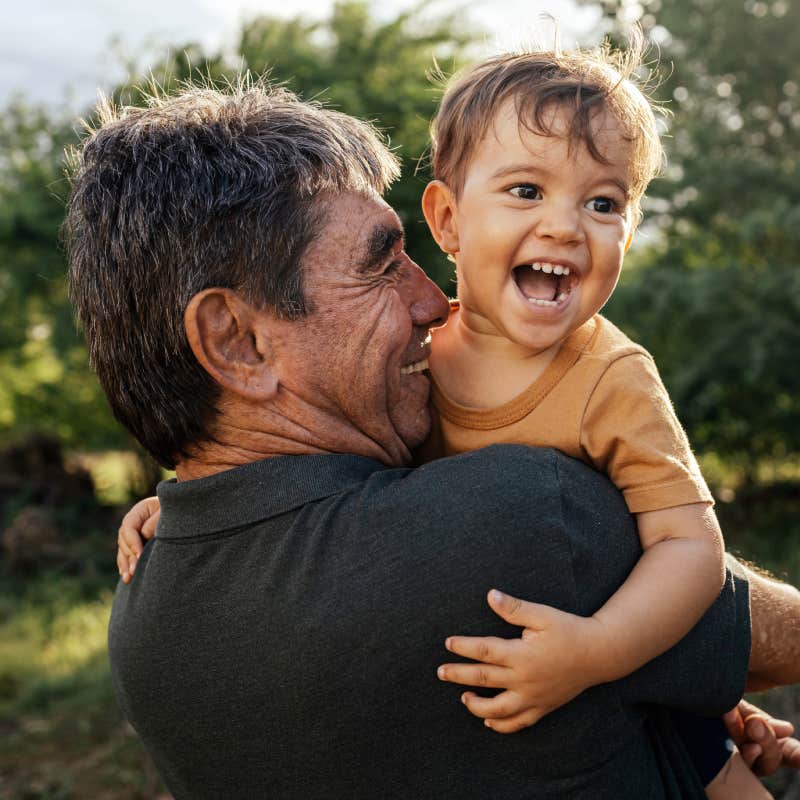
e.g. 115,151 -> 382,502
580,353 -> 713,514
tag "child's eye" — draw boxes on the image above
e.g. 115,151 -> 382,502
509,184 -> 542,201
585,197 -> 617,214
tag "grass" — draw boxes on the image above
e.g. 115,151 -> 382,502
0,571 -> 168,800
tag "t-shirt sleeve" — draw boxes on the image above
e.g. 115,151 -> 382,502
580,352 -> 713,514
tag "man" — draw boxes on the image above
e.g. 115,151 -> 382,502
65,85 -> 800,799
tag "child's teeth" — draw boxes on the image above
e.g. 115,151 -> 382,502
528,263 -> 570,275
528,297 -> 558,307
558,292 -> 568,301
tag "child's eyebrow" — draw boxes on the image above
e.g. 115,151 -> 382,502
490,163 -> 548,181
606,178 -> 632,199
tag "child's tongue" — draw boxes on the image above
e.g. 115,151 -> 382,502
515,267 -> 557,301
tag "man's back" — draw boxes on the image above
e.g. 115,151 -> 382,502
109,446 -> 747,799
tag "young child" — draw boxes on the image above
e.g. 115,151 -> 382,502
419,41 -> 767,798
115,42 -> 772,797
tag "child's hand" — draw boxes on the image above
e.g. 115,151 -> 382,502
437,589 -> 602,733
117,496 -> 160,584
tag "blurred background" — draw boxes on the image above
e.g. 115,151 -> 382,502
1,0 -> 799,797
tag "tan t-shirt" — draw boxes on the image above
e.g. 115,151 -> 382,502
422,314 -> 712,514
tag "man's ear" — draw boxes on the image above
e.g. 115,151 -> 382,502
421,180 -> 460,255
184,288 -> 278,400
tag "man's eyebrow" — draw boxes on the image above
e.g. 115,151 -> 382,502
358,225 -> 404,274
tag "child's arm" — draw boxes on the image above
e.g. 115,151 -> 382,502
437,502 -> 725,732
590,501 -> 726,685
117,496 -> 160,583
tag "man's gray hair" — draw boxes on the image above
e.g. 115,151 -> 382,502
64,84 -> 400,468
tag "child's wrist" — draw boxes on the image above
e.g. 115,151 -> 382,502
581,615 -> 622,685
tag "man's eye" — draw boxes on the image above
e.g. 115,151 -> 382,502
586,197 -> 616,214
384,260 -> 402,275
509,185 -> 541,201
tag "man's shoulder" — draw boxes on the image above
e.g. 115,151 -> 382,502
400,444 -> 559,499
372,445 -> 620,521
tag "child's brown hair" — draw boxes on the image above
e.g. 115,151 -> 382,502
430,34 -> 664,219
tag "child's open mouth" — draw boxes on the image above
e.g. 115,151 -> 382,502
513,262 -> 576,307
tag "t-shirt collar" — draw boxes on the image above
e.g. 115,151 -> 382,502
156,454 -> 387,538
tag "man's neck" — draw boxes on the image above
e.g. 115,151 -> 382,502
175,398 -> 411,481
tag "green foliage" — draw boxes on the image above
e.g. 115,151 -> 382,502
0,104 -> 131,450
588,0 -> 800,474
607,260 -> 800,471
0,572 -> 167,798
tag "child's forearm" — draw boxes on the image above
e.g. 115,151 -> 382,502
586,505 -> 726,684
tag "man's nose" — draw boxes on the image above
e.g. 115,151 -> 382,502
534,201 -> 584,245
402,261 -> 450,328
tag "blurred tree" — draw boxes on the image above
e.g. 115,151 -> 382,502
0,103 -> 130,451
586,0 -> 800,478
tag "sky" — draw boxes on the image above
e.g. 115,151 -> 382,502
1,0 -> 603,112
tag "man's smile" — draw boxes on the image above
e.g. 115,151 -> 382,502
400,357 -> 430,375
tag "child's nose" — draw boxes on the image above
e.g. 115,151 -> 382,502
533,203 -> 584,245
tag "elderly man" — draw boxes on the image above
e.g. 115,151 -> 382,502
65,86 -> 799,799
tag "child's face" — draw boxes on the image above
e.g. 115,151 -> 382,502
442,100 -> 635,355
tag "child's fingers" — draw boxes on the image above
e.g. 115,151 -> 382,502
437,661 -> 514,690
484,707 -> 543,734
142,507 -> 161,539
120,496 -> 160,543
460,690 -> 528,721
116,548 -> 132,583
485,589 -> 559,631
116,529 -> 140,579
118,525 -> 143,559
444,635 -> 515,666
117,527 -> 138,561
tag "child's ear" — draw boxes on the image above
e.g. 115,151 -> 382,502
421,180 -> 460,255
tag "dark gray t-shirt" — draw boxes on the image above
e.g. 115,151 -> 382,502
108,446 -> 749,799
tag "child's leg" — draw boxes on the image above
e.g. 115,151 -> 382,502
706,751 -> 772,799
669,710 -> 772,799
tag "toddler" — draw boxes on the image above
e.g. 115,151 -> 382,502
420,41 -> 766,798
